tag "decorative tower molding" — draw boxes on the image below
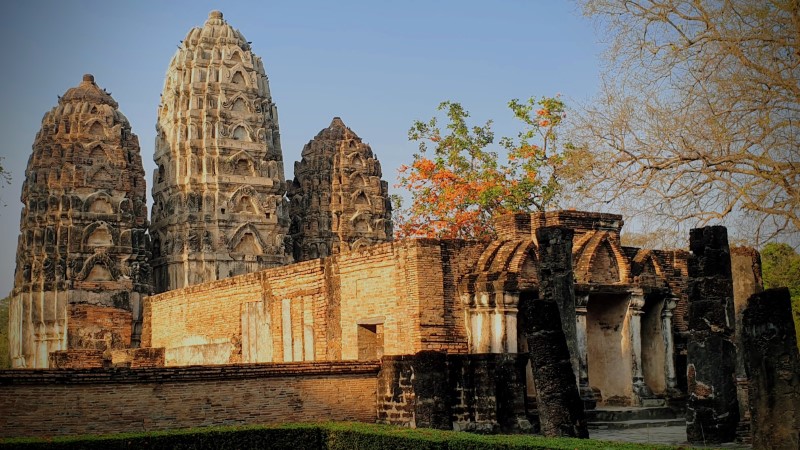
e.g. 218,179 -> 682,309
10,74 -> 151,368
288,117 -> 392,261
151,11 -> 290,292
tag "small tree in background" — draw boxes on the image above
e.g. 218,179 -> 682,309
394,96 -> 575,240
760,242 -> 800,346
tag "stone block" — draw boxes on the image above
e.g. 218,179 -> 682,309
742,288 -> 800,450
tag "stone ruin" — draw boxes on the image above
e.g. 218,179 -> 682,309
9,11 -> 395,367
5,10 -> 799,446
9,74 -> 151,369
151,11 -> 292,293
288,117 -> 392,262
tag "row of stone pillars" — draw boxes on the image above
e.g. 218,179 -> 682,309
463,286 -> 680,408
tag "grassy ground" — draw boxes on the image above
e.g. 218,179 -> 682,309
0,422 -> 698,450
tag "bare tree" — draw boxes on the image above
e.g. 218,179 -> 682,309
568,0 -> 800,246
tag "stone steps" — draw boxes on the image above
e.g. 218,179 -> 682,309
588,418 -> 686,430
587,406 -> 686,431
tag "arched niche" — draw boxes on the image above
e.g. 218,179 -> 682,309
232,98 -> 247,112
232,125 -> 249,141
229,223 -> 266,255
88,197 -> 113,214
86,264 -> 113,282
86,226 -> 113,248
590,241 -> 621,284
89,121 -> 104,136
231,71 -> 246,86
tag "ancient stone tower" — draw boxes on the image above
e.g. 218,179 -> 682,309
288,118 -> 392,261
9,74 -> 151,368
151,11 -> 290,293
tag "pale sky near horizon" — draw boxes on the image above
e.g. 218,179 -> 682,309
0,1 -> 604,296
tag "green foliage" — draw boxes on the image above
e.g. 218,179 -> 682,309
760,242 -> 800,346
0,422 -> 685,450
397,96 -> 575,240
0,296 -> 8,369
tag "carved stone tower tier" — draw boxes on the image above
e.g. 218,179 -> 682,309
151,11 -> 290,293
9,74 -> 151,368
288,117 -> 392,261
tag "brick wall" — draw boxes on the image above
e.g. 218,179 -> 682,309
68,304 -> 133,350
144,239 -> 484,365
0,361 -> 379,438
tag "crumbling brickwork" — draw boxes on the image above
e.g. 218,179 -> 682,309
150,11 -> 291,293
288,118 -> 392,262
9,74 -> 151,368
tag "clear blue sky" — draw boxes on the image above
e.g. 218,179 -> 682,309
0,1 -> 603,296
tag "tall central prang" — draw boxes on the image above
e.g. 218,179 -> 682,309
151,11 -> 290,293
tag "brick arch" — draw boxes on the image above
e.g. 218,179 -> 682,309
631,249 -> 667,288
463,239 -> 540,295
573,230 -> 631,284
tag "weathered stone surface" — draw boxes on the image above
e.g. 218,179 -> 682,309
151,11 -> 290,293
9,74 -> 151,368
376,352 -> 530,433
730,246 -> 763,443
685,226 -> 739,443
523,226 -> 588,438
288,117 -> 392,262
742,288 -> 800,450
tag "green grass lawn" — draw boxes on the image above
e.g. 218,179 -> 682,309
0,421 -> 695,450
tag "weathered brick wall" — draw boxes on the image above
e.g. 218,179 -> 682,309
0,361 -> 379,438
68,304 -> 133,350
146,270 -> 264,365
144,239 -> 482,365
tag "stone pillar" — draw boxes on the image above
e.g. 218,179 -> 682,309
686,226 -> 739,444
628,290 -> 652,404
463,287 -> 519,354
730,246 -> 763,443
522,226 -> 588,438
741,288 -> 800,450
661,297 -> 678,393
474,292 -> 492,353
575,294 -> 595,408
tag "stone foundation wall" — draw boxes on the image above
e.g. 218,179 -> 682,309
0,361 -> 379,438
376,352 -> 530,433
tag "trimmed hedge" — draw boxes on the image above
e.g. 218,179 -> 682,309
1,422 -> 687,450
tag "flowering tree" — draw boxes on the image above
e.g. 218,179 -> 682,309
394,96 -> 572,240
